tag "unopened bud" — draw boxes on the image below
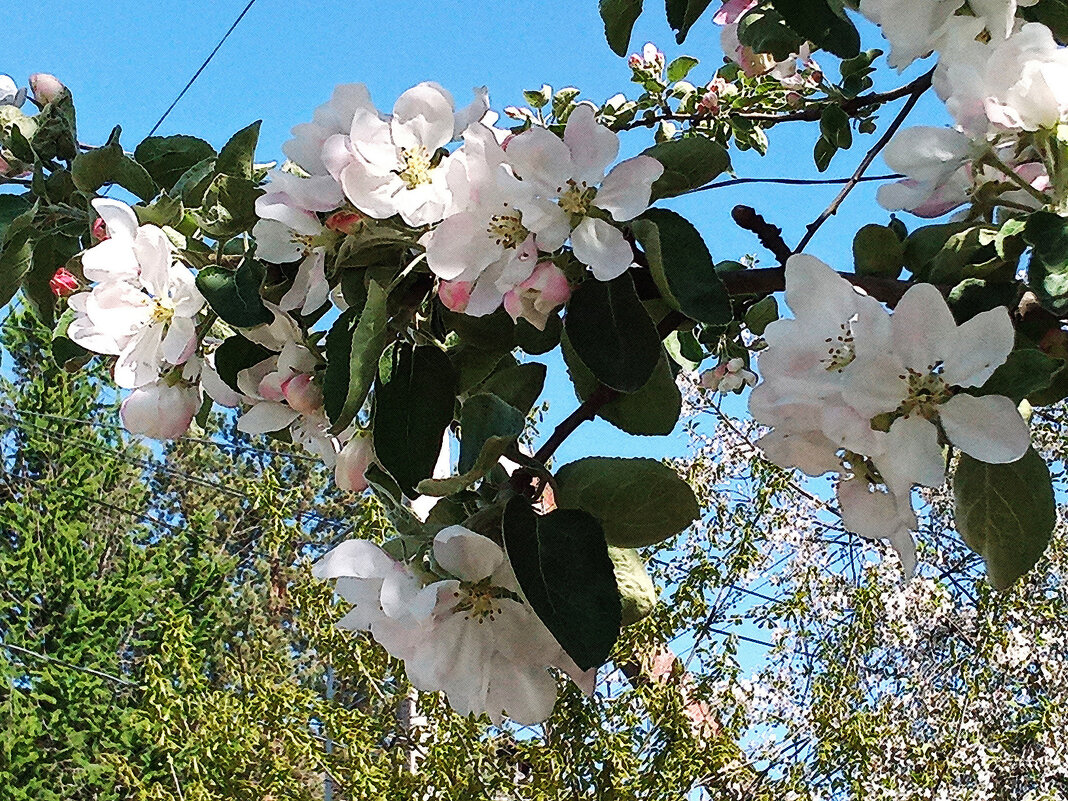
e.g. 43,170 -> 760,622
91,217 -> 109,242
324,209 -> 364,235
281,373 -> 324,415
29,73 -> 65,104
438,280 -> 473,313
49,267 -> 79,297
335,434 -> 373,493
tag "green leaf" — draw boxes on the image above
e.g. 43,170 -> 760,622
515,313 -> 562,355
853,224 -> 905,278
954,448 -> 1055,590
1022,0 -> 1068,43
417,393 -> 525,496
947,278 -> 1019,324
975,349 -> 1062,404
813,136 -> 836,172
479,362 -> 547,414
641,136 -> 730,199
770,0 -> 860,58
324,280 -> 390,433
134,135 -> 217,191
744,296 -> 779,336
0,229 -> 33,308
51,308 -> 90,369
665,0 -> 715,43
195,259 -> 273,328
563,332 -> 682,435
1025,211 -> 1068,314
215,121 -> 262,179
0,195 -> 31,242
632,208 -> 733,327
564,273 -> 661,393
737,5 -> 806,60
373,344 -> 458,496
173,157 -> 217,207
904,221 -> 973,281
666,55 -> 700,82
599,0 -> 644,56
608,547 -> 657,626
71,126 -> 157,201
820,106 -> 853,150
194,174 -> 262,239
23,233 -> 79,327
502,497 -> 621,670
134,192 -> 184,229
664,329 -> 703,371
213,334 -> 273,392
555,456 -> 699,547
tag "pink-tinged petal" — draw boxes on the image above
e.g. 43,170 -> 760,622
81,238 -> 140,283
434,525 -> 505,582
714,0 -> 758,24
85,282 -> 152,340
562,104 -> 619,186
335,435 -> 373,493
883,415 -> 947,490
438,279 -> 473,312
506,125 -> 574,194
338,161 -> 405,220
463,268 -> 508,317
517,194 -> 571,253
391,81 -> 456,153
313,539 -> 397,580
67,315 -> 123,355
942,307 -> 1014,388
255,194 -> 324,236
280,251 -> 330,315
940,393 -> 1030,464
892,283 -> 956,371
321,133 -> 358,180
236,401 -> 300,435
570,217 -> 633,281
882,126 -> 971,183
200,358 -> 243,407
90,198 -> 139,242
120,381 -> 199,440
133,227 -> 174,298
595,156 -> 663,221
425,211 -> 500,280
754,429 -> 841,476
114,323 -> 166,389
347,108 -> 397,166
160,316 -> 196,365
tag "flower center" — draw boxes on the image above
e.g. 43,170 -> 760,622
150,298 -> 174,325
487,211 -> 530,249
453,581 -> 506,624
398,146 -> 433,189
897,366 -> 953,419
558,180 -> 597,216
821,322 -> 856,372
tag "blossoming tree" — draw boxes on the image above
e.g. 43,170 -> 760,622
1,0 -> 1067,727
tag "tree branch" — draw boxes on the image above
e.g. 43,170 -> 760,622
681,173 -> 902,196
793,69 -> 933,254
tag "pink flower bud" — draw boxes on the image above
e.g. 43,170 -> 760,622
120,382 -> 200,440
29,73 -> 65,104
628,54 -> 643,70
324,209 -> 364,235
335,434 -> 373,493
281,373 -> 324,415
258,372 -> 287,402
91,217 -> 109,242
438,280 -> 474,313
49,267 -> 79,297
502,262 -> 571,331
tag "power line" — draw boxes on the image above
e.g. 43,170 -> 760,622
145,0 -> 261,138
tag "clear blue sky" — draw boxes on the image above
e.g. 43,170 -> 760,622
6,0 -> 949,465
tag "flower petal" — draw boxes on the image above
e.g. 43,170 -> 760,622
506,124 -> 574,194
563,104 -> 619,186
91,198 -> 139,242
570,217 -> 633,281
433,525 -> 505,582
882,414 -> 947,490
236,401 -> 300,435
312,539 -> 397,580
940,393 -> 1030,463
391,81 -> 455,153
942,306 -> 1015,388
892,283 -> 956,371
594,155 -> 663,221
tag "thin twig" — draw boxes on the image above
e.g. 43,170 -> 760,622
681,173 -> 902,196
793,69 -> 934,255
3,642 -> 139,687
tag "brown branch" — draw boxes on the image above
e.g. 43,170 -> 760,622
719,265 -> 926,306
622,69 -> 936,131
731,206 -> 793,264
681,173 -> 902,196
793,69 -> 934,255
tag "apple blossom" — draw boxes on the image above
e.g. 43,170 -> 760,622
120,379 -> 200,440
29,73 -> 64,104
283,83 -> 377,176
335,434 -> 373,493
49,267 -> 79,297
504,105 -> 664,280
629,43 -> 666,79
67,200 -> 205,388
502,261 -> 571,330
858,0 -> 963,70
0,75 -> 26,108
700,358 -> 757,393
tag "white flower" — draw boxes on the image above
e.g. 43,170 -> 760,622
67,200 -> 205,389
312,539 -> 425,632
283,83 -> 377,176
843,283 -> 1030,490
323,82 -> 457,227
837,474 -> 918,575
0,75 -> 26,107
877,126 -> 974,216
335,433 -> 373,493
120,379 -> 200,440
505,105 -> 664,280
858,0 -> 964,70
502,260 -> 571,330
700,357 -> 758,393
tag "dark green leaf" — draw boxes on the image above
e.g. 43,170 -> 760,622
194,174 -> 262,239
134,135 -> 217,191
665,0 -> 715,43
1022,0 -> 1068,43
954,448 -> 1055,590
324,280 -> 390,432
563,332 -> 682,435
0,195 -> 32,242
502,497 -> 621,670
24,233 -> 79,327
564,273 -> 661,393
853,224 -> 904,278
71,126 -> 157,200
479,362 -> 547,414
555,456 -> 699,547
51,308 -> 90,369
975,349 -> 1062,404
641,136 -> 730,199
215,121 -> 262,179
515,313 -> 562,354
134,193 -> 184,228
213,334 -> 273,392
600,0 -> 644,56
737,6 -> 806,60
632,208 -> 733,327
373,344 -> 458,496
947,278 -> 1019,324
0,229 -> 33,308
195,259 -> 273,328
173,157 -> 217,207
744,296 -> 779,335
770,0 -> 860,58
1025,211 -> 1068,314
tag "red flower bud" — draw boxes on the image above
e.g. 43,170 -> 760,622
324,210 -> 364,235
91,217 -> 109,242
49,267 -> 79,297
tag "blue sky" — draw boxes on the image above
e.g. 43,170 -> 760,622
5,1 -> 949,464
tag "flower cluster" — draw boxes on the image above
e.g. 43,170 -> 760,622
750,255 -> 1031,572
860,1 -> 1065,217
312,525 -> 593,724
